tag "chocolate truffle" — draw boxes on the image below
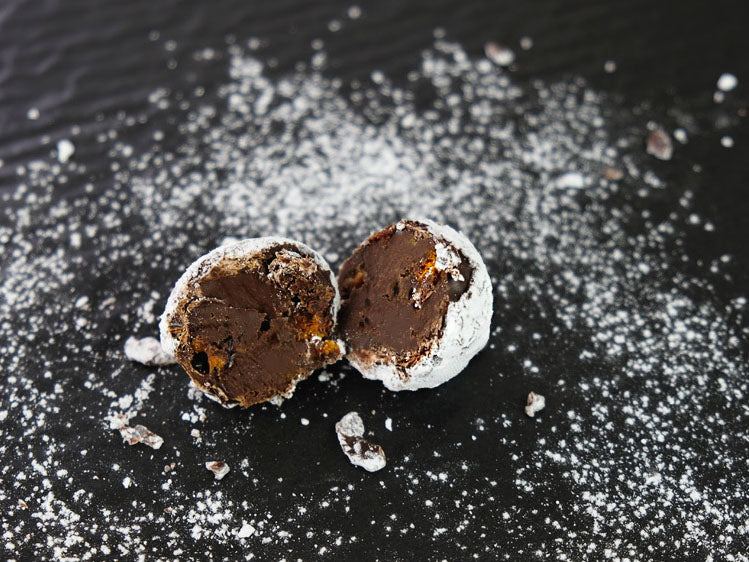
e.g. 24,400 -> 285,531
337,219 -> 492,391
160,238 -> 343,408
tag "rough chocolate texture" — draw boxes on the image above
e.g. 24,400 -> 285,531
337,221 -> 472,375
166,244 -> 341,407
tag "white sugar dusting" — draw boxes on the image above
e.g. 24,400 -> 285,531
0,31 -> 746,561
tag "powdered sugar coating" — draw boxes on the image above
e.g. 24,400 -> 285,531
348,219 -> 492,391
159,237 -> 341,405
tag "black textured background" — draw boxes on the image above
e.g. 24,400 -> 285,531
2,0 -> 749,276
1,0 -> 747,560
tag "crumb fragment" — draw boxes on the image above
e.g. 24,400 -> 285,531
604,168 -> 624,180
673,128 -> 688,144
119,424 -> 164,449
555,171 -> 586,189
237,522 -> 256,538
57,139 -> 75,163
205,460 -> 230,480
164,462 -> 176,473
717,73 -> 738,92
646,129 -> 674,161
484,42 -> 515,66
335,412 -> 386,472
124,336 -> 175,366
525,392 -> 546,418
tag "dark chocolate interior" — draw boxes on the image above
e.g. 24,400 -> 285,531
169,245 -> 340,407
337,221 -> 472,371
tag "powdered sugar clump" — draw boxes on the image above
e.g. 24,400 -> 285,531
124,336 -> 175,366
717,72 -> 738,92
56,139 -> 75,164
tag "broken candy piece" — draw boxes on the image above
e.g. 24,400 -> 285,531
645,129 -> 673,161
337,219 -> 492,391
160,238 -> 343,408
124,336 -> 176,366
205,460 -> 230,480
604,168 -> 624,181
335,411 -> 386,472
119,424 -> 164,449
525,391 -> 546,418
484,41 -> 515,66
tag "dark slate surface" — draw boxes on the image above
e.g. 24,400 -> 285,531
0,0 -> 747,560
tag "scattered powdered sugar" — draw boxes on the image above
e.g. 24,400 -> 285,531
524,391 -> 546,417
0,29 -> 746,561
104,373 -> 159,430
335,412 -> 387,472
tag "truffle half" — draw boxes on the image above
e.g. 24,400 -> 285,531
160,238 -> 343,408
337,219 -> 492,391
